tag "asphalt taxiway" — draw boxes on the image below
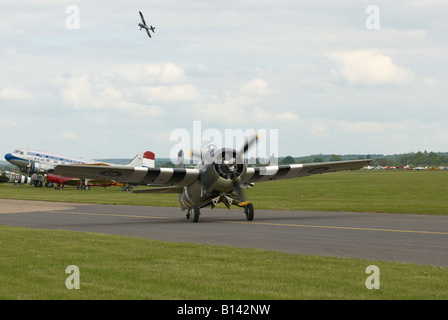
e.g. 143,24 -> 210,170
1,199 -> 447,267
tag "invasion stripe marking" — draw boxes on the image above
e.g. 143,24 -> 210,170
143,168 -> 163,183
166,169 -> 187,185
128,167 -> 148,183
245,165 -> 298,182
156,168 -> 174,184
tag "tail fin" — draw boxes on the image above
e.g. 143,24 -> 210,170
128,151 -> 155,168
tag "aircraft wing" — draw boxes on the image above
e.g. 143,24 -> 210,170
139,11 -> 146,25
145,29 -> 152,38
241,159 -> 371,183
54,164 -> 200,187
133,186 -> 184,194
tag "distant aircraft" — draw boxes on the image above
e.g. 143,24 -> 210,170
4,149 -> 155,189
0,171 -> 30,185
138,11 -> 155,38
46,173 -> 119,190
414,166 -> 427,171
54,135 -> 371,222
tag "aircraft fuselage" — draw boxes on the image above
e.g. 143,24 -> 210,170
4,149 -> 87,174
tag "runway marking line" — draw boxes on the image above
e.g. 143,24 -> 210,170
48,210 -> 448,236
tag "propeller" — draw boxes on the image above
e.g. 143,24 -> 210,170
237,133 -> 259,159
177,150 -> 185,168
220,133 -> 259,202
189,144 -> 217,165
188,133 -> 259,202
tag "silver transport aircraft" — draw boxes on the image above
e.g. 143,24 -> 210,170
54,135 -> 371,222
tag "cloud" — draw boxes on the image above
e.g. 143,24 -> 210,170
240,78 -> 271,96
0,86 -> 32,100
61,131 -> 78,140
252,107 -> 299,124
0,118 -> 17,127
328,50 -> 415,86
60,63 -> 198,114
335,120 -> 415,135
113,63 -> 186,85
310,123 -> 329,138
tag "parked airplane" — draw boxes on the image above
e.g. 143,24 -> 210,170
4,149 -> 155,188
0,171 -> 30,185
54,135 -> 371,222
138,11 -> 155,38
46,173 -> 118,190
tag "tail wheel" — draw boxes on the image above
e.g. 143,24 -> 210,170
193,205 -> 200,223
244,203 -> 254,221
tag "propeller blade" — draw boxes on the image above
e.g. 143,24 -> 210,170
177,150 -> 185,168
237,133 -> 259,158
190,149 -> 202,161
232,177 -> 245,202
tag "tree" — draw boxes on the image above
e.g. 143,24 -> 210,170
281,156 -> 295,165
330,154 -> 342,161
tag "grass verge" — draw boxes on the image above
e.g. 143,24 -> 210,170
1,170 -> 447,214
0,225 -> 446,300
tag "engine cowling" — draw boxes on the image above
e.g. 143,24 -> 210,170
201,148 -> 247,194
214,148 -> 244,180
28,162 -> 53,174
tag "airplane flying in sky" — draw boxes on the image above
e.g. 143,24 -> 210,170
4,149 -> 155,188
138,11 -> 155,38
54,135 -> 371,222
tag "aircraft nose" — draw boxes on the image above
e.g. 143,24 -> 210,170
4,153 -> 13,161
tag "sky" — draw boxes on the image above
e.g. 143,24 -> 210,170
1,0 -> 447,161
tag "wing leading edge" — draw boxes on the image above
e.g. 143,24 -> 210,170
139,11 -> 146,25
55,159 -> 370,188
241,159 -> 371,183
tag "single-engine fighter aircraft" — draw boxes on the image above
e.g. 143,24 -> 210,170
54,135 -> 371,222
46,173 -> 119,190
138,11 -> 155,38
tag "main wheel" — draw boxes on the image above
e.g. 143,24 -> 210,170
244,203 -> 254,221
193,205 -> 200,223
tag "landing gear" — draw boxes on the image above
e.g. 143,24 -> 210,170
244,203 -> 254,221
185,201 -> 254,223
121,183 -> 133,192
192,205 -> 200,223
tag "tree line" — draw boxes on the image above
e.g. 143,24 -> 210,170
278,151 -> 448,167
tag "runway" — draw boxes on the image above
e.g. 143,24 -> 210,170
1,199 -> 447,267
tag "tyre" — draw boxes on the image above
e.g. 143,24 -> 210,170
193,205 -> 200,223
245,203 -> 254,221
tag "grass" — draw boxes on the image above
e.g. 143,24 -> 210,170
1,170 -> 447,214
1,170 -> 447,299
0,225 -> 447,300
245,170 -> 448,214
